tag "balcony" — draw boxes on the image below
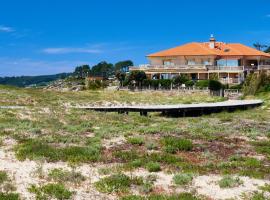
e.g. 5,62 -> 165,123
130,64 -> 206,70
258,65 -> 270,70
130,64 -> 245,71
207,66 -> 244,71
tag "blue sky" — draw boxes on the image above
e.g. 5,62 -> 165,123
0,0 -> 270,76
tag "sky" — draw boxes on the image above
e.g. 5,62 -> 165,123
0,0 -> 270,76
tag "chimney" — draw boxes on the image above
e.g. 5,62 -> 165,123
209,34 -> 216,49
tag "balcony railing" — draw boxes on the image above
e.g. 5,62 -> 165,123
258,65 -> 270,70
130,64 -> 245,71
207,66 -> 244,71
130,64 -> 270,72
132,64 -> 206,70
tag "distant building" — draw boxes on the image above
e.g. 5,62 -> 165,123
130,35 -> 270,84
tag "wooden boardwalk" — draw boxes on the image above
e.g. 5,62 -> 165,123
78,100 -> 263,117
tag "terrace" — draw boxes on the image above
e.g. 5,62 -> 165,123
130,64 -> 270,72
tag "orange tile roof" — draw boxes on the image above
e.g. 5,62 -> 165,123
147,42 -> 270,58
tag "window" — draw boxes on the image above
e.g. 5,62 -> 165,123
187,59 -> 196,65
217,59 -> 239,67
203,59 -> 211,65
163,60 -> 174,66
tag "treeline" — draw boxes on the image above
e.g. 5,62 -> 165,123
0,60 -> 133,87
0,73 -> 71,87
73,60 -> 133,79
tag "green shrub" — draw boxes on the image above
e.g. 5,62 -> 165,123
15,139 -> 101,163
113,150 -> 140,162
29,183 -> 73,200
146,162 -> 161,172
173,173 -> 194,186
0,171 -> 8,184
229,84 -> 243,90
129,159 -> 144,168
185,80 -> 194,87
94,174 -> 131,193
121,193 -> 199,200
173,75 -> 189,86
250,192 -> 266,200
0,193 -> 19,200
159,79 -> 172,89
218,175 -> 243,188
195,80 -> 209,89
48,168 -> 85,185
208,80 -> 223,91
146,142 -> 158,150
86,80 -> 107,90
260,184 -> 270,192
252,141 -> 270,156
127,137 -> 144,146
162,137 -> 193,153
243,72 -> 270,95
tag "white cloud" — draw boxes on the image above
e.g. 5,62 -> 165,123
0,25 -> 15,33
42,47 -> 102,54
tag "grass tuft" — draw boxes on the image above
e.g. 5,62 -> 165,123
173,173 -> 194,186
218,175 -> 243,188
28,183 -> 73,200
94,173 -> 134,194
162,137 -> 193,153
146,162 -> 161,172
127,137 -> 145,146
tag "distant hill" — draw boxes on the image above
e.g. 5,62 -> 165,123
0,73 -> 72,87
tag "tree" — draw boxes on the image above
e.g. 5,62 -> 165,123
208,80 -> 223,91
115,71 -> 126,87
128,70 -> 147,88
253,42 -> 268,51
173,74 -> 189,86
74,65 -> 90,79
91,61 -> 114,78
265,46 -> 270,53
114,60 -> 134,72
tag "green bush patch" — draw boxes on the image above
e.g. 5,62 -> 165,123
146,162 -> 161,172
0,193 -> 20,200
0,171 -> 8,184
121,193 -> 200,200
173,173 -> 194,186
162,137 -> 193,153
48,168 -> 85,185
29,183 -> 73,200
127,137 -> 145,146
218,175 -> 243,188
252,141 -> 270,156
15,139 -> 101,163
95,174 -> 131,193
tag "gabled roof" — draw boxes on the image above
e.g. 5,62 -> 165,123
147,42 -> 270,58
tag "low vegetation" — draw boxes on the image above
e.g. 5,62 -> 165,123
121,193 -> 200,200
173,173 -> 194,186
28,183 -> 73,200
48,168 -> 85,185
94,174 -> 143,194
218,175 -> 243,188
0,85 -> 270,199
